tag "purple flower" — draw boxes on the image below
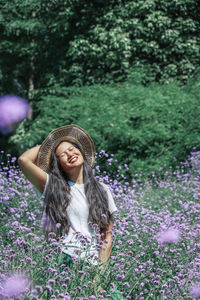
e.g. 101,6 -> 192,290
56,223 -> 61,229
48,279 -> 55,285
0,94 -> 30,135
40,211 -> 55,232
116,274 -> 125,280
190,283 -> 200,298
157,228 -> 180,244
0,273 -> 31,298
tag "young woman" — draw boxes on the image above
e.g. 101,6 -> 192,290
18,125 -> 118,288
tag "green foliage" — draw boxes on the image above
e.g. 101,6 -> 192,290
182,67 -> 200,100
0,0 -> 199,95
63,0 -> 200,86
9,80 -> 200,178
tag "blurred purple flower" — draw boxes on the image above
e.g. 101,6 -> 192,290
116,274 -> 125,280
190,283 -> 200,298
0,273 -> 31,298
0,95 -> 30,135
157,228 -> 180,244
46,285 -> 52,291
40,211 -> 55,232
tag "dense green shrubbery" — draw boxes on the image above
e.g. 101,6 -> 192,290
0,0 -> 199,96
8,79 -> 200,178
65,0 -> 200,86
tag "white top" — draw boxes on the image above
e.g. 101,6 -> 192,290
35,174 -> 118,265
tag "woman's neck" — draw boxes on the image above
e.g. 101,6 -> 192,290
67,165 -> 84,184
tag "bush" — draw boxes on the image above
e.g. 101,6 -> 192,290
63,0 -> 200,86
8,79 -> 200,179
0,0 -> 199,95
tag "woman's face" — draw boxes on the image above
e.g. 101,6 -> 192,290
55,141 -> 84,173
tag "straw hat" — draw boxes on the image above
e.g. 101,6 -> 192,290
36,124 -> 95,173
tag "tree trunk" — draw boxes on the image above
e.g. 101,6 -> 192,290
28,11 -> 36,98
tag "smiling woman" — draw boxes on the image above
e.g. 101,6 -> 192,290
55,142 -> 84,180
18,124 -> 118,296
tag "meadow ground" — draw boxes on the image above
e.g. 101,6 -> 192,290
0,150 -> 200,300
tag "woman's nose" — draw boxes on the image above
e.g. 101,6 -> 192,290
66,151 -> 71,158
66,150 -> 74,158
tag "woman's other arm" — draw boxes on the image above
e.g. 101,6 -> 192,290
18,145 -> 47,193
98,215 -> 113,267
91,216 -> 113,295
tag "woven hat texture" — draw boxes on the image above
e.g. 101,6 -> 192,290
36,124 -> 95,173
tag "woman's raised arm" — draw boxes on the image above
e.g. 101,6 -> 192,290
18,145 -> 47,193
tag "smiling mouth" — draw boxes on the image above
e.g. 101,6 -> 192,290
69,156 -> 78,163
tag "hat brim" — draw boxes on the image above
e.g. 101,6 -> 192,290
36,124 -> 95,173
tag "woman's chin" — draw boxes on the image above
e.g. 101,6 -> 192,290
63,162 -> 83,172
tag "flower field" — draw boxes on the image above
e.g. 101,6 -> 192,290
0,150 -> 200,299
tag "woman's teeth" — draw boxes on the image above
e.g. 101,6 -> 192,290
70,157 -> 77,163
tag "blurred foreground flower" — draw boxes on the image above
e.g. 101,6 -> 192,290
157,228 -> 180,244
0,273 -> 31,298
0,94 -> 31,135
40,210 -> 57,233
190,283 -> 200,299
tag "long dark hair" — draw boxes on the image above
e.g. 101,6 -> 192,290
43,140 -> 111,239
